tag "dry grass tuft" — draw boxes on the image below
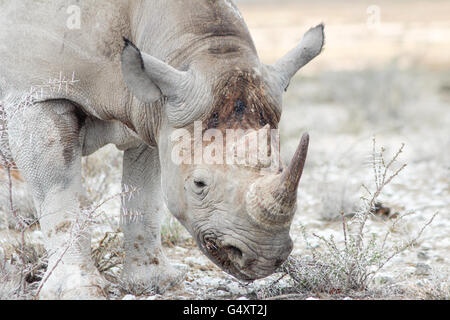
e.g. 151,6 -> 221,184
92,231 -> 123,275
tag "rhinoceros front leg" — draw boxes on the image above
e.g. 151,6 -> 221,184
120,144 -> 185,294
6,100 -> 107,299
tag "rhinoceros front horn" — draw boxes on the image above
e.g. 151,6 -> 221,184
246,133 -> 309,229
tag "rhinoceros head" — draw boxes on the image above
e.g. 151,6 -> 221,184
121,25 -> 324,280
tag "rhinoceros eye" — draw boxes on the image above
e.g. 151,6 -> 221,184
192,179 -> 208,198
189,169 -> 211,198
194,180 -> 207,188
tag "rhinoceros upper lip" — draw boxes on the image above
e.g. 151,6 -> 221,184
195,233 -> 255,281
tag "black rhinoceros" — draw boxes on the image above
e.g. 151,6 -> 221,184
0,0 -> 324,299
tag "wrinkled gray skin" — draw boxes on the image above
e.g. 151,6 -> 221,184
0,0 -> 324,299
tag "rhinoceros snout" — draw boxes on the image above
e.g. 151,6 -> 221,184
197,232 -> 293,281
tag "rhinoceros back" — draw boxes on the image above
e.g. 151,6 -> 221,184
0,0 -> 131,113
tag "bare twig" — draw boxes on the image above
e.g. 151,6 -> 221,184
341,211 -> 347,248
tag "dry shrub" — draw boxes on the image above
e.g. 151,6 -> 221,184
92,231 -> 123,275
259,138 -> 438,299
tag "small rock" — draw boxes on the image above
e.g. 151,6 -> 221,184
146,295 -> 162,300
175,246 -> 188,253
237,296 -> 249,300
107,284 -> 123,298
417,251 -> 429,260
210,289 -> 228,297
196,276 -> 222,287
373,276 -> 394,285
226,282 -> 248,296
343,297 -> 352,300
185,256 -> 207,267
122,294 -> 136,300
374,202 -> 391,217
415,263 -> 432,276
306,297 -> 319,300
173,263 -> 189,272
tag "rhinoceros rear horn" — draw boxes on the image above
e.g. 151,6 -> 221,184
271,24 -> 324,91
121,38 -> 191,104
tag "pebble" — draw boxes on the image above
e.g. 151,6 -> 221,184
196,276 -> 222,287
175,246 -> 189,253
373,276 -> 395,285
173,263 -> 189,272
415,263 -> 432,276
306,297 -> 319,300
417,251 -> 429,260
122,294 -> 136,300
226,282 -> 248,296
185,256 -> 208,267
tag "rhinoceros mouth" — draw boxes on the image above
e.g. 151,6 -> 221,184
195,234 -> 256,281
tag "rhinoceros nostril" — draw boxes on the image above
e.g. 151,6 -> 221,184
224,245 -> 243,261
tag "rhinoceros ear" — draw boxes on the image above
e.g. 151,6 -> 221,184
121,38 -> 190,104
271,24 -> 324,91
